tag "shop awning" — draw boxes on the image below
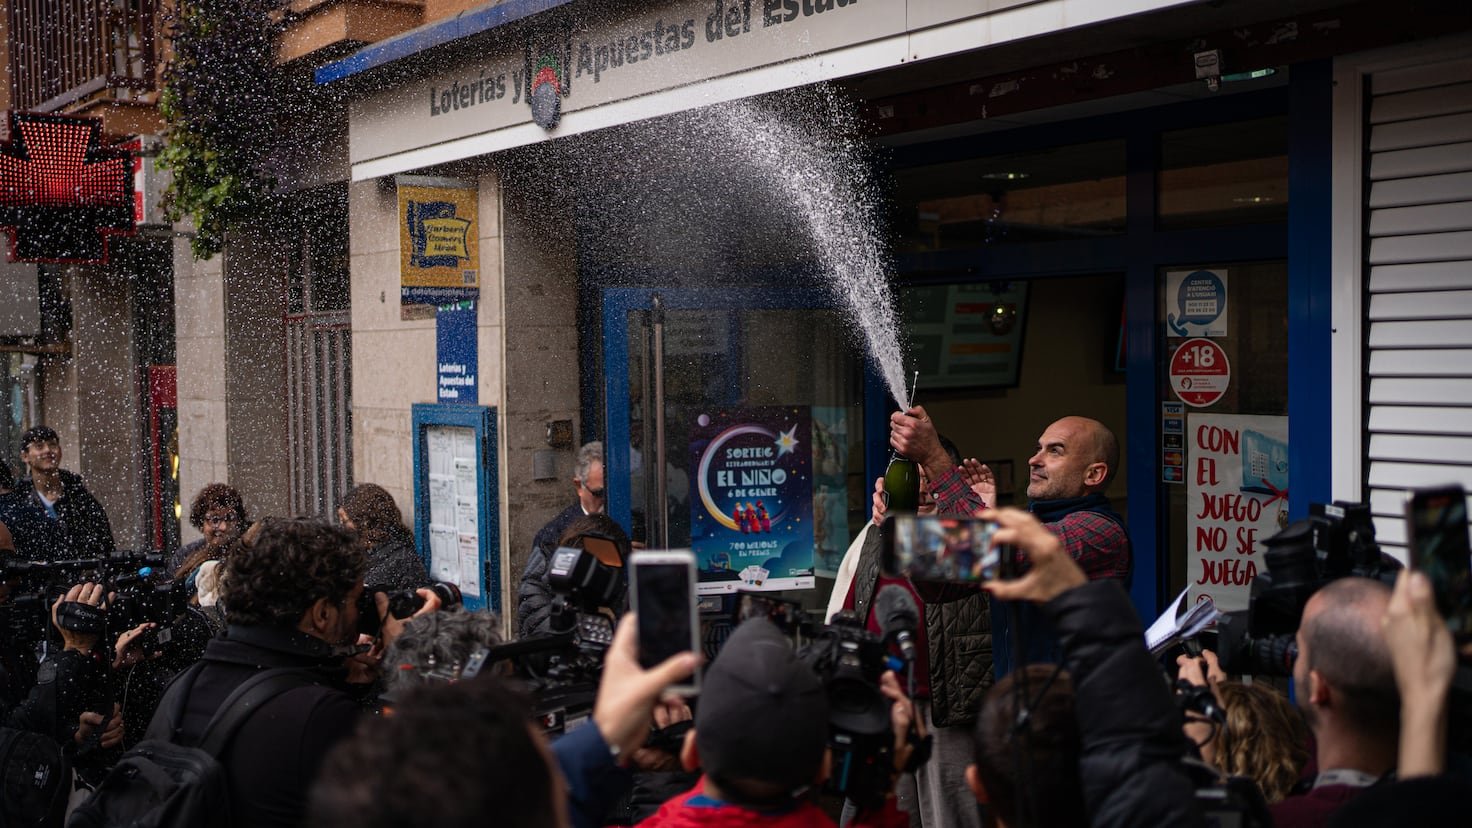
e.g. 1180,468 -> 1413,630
314,0 -> 574,85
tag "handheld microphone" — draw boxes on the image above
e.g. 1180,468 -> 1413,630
875,584 -> 921,663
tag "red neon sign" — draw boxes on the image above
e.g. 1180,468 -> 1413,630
0,112 -> 136,264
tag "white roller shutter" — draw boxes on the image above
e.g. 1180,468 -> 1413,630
1364,56 -> 1472,554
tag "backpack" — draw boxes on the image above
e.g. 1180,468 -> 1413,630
0,727 -> 70,827
66,664 -> 311,828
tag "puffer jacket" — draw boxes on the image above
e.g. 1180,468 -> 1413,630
15,470 -> 114,559
851,527 -> 992,727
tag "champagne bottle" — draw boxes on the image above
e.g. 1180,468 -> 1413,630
883,455 -> 920,513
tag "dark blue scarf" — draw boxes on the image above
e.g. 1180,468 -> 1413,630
1030,493 -> 1122,525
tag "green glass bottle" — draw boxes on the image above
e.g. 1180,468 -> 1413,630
883,455 -> 920,513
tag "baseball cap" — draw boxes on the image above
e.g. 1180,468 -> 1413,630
695,618 -> 828,794
20,425 -> 58,451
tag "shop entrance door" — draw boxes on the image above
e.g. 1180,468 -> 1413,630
602,287 -> 873,613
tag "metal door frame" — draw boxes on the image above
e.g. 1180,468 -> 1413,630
599,285 -> 871,539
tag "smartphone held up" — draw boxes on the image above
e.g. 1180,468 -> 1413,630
1405,485 -> 1472,639
882,514 -> 1015,583
629,549 -> 701,695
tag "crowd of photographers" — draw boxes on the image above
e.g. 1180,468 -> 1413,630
2,416 -> 1471,827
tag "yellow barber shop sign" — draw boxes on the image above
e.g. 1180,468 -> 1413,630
398,176 -> 479,307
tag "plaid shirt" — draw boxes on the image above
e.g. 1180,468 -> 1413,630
928,466 -> 986,515
927,467 -> 1130,582
1046,509 -> 1131,582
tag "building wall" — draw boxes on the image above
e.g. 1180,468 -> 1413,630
40,266 -> 149,548
175,224 -> 294,543
422,0 -> 497,23
222,227 -> 292,520
346,173 -> 511,507
499,167 -> 582,607
174,229 -> 227,544
348,178 -> 437,517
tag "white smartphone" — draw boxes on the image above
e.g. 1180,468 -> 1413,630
629,549 -> 700,695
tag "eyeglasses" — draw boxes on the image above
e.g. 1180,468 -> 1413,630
579,481 -> 606,500
204,514 -> 240,527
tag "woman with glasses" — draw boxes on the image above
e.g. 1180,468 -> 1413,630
171,483 -> 248,581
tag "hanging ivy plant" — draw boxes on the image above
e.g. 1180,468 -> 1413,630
158,0 -> 279,259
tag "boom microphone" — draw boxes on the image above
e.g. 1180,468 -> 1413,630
875,584 -> 920,663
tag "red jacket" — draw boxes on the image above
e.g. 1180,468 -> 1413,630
637,781 -> 907,828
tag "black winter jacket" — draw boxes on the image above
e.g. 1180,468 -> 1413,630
851,525 -> 992,727
1045,580 -> 1204,827
0,488 -> 67,561
363,530 -> 432,592
516,502 -> 587,639
15,471 -> 114,559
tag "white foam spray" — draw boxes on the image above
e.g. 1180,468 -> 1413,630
696,89 -> 910,407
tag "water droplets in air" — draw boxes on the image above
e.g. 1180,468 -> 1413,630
515,83 -> 910,408
695,88 -> 909,408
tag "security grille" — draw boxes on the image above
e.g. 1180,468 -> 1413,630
1363,55 -> 1472,554
283,185 -> 352,519
287,311 -> 352,518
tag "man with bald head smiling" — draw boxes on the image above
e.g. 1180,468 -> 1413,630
890,410 -> 1131,675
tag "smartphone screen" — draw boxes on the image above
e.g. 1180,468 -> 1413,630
884,514 -> 1001,582
631,553 -> 698,687
1406,486 -> 1472,636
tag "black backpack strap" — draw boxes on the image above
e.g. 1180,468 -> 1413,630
143,661 -> 209,743
195,668 -> 316,757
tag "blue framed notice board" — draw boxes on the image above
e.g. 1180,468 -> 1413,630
411,403 -> 500,613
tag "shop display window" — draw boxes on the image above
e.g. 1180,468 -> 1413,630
893,140 -> 1126,251
1158,116 -> 1288,231
1158,261 -> 1288,611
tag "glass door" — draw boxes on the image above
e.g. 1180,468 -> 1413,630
603,288 -> 871,616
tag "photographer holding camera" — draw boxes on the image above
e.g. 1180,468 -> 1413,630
636,617 -> 916,828
0,545 -> 124,786
73,517 -> 441,828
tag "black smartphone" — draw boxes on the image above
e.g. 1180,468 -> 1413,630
1405,485 -> 1472,638
883,514 -> 1008,583
629,550 -> 699,695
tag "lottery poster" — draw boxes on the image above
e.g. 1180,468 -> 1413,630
688,406 -> 814,594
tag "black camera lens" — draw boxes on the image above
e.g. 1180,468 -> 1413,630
429,581 -> 462,610
379,581 -> 463,622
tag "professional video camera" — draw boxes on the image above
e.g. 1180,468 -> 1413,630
798,606 -> 928,809
1214,501 -> 1400,676
490,542 -> 624,734
0,552 -> 182,643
